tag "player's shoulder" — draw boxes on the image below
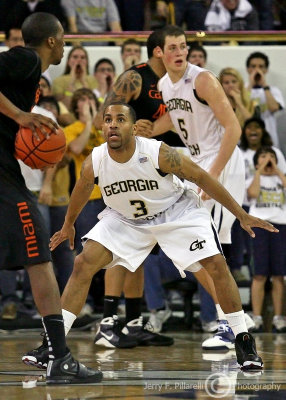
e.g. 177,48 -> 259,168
136,136 -> 162,152
158,72 -> 169,90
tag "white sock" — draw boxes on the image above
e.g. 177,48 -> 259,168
215,304 -> 225,321
225,310 -> 248,337
62,309 -> 77,336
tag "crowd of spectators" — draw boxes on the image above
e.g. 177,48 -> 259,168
1,1 -> 286,35
0,1 -> 286,335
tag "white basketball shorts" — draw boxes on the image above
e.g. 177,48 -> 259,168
82,190 -> 223,277
184,146 -> 245,244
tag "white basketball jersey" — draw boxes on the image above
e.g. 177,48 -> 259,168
91,137 -> 184,219
159,62 -> 225,162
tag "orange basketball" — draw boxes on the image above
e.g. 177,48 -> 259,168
15,126 -> 66,169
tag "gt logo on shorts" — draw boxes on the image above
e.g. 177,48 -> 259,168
190,239 -> 206,251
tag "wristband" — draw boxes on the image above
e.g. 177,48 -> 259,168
263,86 -> 270,91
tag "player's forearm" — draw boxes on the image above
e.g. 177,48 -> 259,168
0,92 -> 22,123
153,112 -> 174,136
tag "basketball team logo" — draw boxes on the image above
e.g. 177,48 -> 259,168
204,372 -> 233,398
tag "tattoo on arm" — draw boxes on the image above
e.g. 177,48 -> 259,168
104,70 -> 141,106
160,144 -> 199,184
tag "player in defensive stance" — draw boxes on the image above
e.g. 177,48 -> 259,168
25,103 -> 277,370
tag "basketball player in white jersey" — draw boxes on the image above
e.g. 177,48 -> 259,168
44,103 -> 277,370
136,25 -> 250,350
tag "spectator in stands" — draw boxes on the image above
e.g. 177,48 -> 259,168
219,67 -> 255,127
174,0 -> 209,30
204,0 -> 259,32
121,39 -> 142,71
114,0 -> 145,30
61,0 -> 122,35
251,0 -> 274,30
39,75 -> 74,126
93,58 -> 116,105
246,51 -> 285,148
229,117 -> 286,284
155,1 -> 208,30
64,88 -> 105,252
187,44 -> 207,68
52,46 -> 98,110
4,27 -> 24,48
248,146 -> 286,333
1,0 -> 67,32
63,88 -> 106,316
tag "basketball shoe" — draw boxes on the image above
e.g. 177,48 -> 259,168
235,332 -> 263,370
121,316 -> 174,346
22,332 -> 49,369
202,313 -> 255,350
46,352 -> 103,385
94,315 -> 137,348
202,320 -> 235,350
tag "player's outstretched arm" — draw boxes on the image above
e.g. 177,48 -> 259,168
49,154 -> 95,251
158,143 -> 278,237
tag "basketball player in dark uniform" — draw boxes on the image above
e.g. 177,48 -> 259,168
0,12 -> 102,384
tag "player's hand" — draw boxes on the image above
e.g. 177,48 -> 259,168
50,223 -> 75,251
136,119 -> 154,137
239,213 -> 279,238
16,111 -> 59,140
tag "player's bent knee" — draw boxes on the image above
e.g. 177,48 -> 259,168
200,254 -> 228,278
73,254 -> 100,280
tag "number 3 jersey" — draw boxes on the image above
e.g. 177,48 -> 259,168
91,137 -> 185,219
158,62 -> 225,162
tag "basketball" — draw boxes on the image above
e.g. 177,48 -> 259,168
15,126 -> 66,169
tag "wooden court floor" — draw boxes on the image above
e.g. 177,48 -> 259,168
0,330 -> 286,400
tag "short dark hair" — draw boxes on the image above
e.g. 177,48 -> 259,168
71,88 -> 100,119
188,44 -> 207,61
253,146 -> 277,166
147,29 -> 165,59
246,52 -> 269,68
156,25 -> 186,50
121,39 -> 141,54
22,12 -> 60,47
94,58 -> 116,73
103,102 -> 137,124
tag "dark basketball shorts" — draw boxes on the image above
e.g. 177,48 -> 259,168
0,168 -> 51,270
252,223 -> 286,276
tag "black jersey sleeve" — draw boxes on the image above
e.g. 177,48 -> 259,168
0,47 -> 40,84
